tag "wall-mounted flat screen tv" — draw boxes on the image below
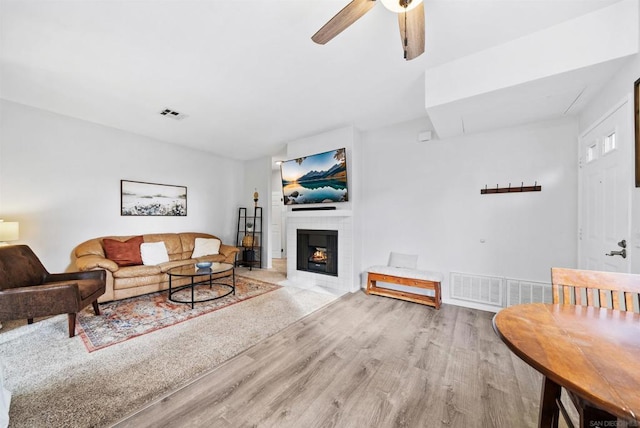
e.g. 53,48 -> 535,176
280,148 -> 348,205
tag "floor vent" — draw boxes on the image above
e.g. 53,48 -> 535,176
506,279 -> 552,306
450,272 -> 504,308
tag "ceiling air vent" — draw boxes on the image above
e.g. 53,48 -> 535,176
159,108 -> 188,121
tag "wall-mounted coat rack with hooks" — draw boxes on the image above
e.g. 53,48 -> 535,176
481,182 -> 541,195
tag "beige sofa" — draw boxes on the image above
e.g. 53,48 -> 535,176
74,232 -> 239,302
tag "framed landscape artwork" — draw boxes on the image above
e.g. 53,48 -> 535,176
636,78 -> 640,187
121,180 -> 187,216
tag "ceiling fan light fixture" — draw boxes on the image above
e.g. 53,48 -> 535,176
380,0 -> 422,14
311,0 -> 424,60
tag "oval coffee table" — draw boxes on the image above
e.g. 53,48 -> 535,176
167,263 -> 235,309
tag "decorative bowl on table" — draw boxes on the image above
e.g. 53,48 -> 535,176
195,261 -> 212,269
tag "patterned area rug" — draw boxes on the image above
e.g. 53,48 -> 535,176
77,275 -> 280,352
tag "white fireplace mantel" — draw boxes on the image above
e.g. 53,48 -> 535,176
286,210 -> 352,218
285,212 -> 357,293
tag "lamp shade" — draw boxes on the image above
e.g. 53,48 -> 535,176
0,221 -> 19,242
380,0 -> 423,13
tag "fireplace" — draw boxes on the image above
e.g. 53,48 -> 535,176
296,229 -> 338,276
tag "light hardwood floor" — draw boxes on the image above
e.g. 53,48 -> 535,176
113,290 -> 543,427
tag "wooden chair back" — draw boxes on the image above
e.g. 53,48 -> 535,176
551,267 -> 640,312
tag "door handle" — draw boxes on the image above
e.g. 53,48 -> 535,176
605,248 -> 627,258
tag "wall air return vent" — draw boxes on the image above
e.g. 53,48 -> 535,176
450,272 -> 504,308
449,272 -> 553,310
159,108 -> 188,121
506,278 -> 552,306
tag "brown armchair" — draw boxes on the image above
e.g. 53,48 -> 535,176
0,245 -> 106,337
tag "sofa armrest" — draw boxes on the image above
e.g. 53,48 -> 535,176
75,255 -> 119,273
219,244 -> 240,259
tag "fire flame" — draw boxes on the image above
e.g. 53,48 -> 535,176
311,248 -> 327,262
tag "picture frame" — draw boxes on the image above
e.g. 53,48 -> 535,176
121,180 -> 187,216
635,77 -> 640,187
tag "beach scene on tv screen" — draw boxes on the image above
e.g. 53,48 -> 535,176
281,148 -> 348,205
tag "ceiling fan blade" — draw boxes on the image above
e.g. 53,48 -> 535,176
398,2 -> 425,60
312,0 -> 376,45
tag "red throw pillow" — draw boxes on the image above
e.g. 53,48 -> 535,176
102,236 -> 144,266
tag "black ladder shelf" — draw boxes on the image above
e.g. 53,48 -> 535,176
235,206 -> 262,270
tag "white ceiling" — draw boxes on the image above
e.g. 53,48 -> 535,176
0,0 -> 623,160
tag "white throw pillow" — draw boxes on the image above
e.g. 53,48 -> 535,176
191,238 -> 221,258
388,252 -> 418,270
140,242 -> 170,265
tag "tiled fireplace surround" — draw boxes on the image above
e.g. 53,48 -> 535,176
285,211 -> 356,293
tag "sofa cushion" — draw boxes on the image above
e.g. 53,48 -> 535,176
178,233 -> 220,260
102,236 -> 143,267
113,273 -> 165,290
112,264 -> 162,278
195,254 -> 226,263
158,259 -> 194,273
141,242 -> 170,265
74,239 -> 106,258
143,234 -> 183,261
191,238 -> 221,258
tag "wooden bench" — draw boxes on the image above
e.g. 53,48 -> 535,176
365,266 -> 442,309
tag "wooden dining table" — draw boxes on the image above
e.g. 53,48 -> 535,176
493,303 -> 640,427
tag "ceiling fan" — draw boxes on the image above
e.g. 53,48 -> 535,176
312,0 -> 425,60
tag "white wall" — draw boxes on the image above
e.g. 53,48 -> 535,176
271,169 -> 286,257
579,56 -> 640,131
242,157 -> 272,268
578,52 -> 640,272
0,100 -> 244,271
270,170 -> 281,197
360,116 -> 578,306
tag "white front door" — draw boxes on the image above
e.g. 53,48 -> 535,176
579,98 -> 632,272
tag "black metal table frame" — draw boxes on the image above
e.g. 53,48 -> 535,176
167,266 -> 235,309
